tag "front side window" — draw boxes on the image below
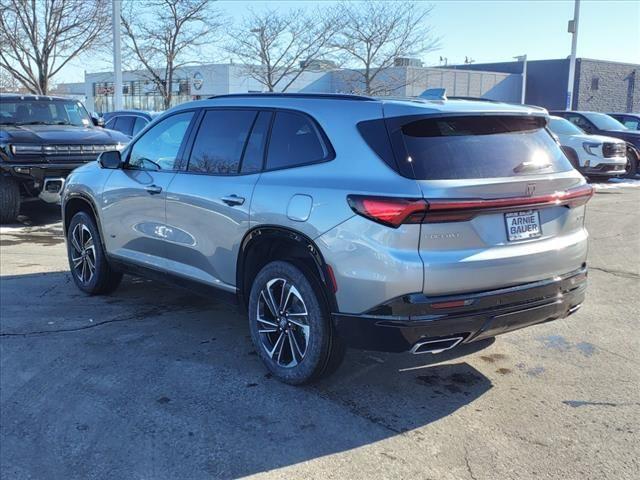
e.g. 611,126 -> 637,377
128,111 -> 194,171
187,110 -> 257,174
266,111 -> 328,170
566,114 -> 594,131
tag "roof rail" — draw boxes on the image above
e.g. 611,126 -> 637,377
447,96 -> 501,103
207,92 -> 375,101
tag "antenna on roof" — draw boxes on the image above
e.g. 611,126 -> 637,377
419,88 -> 447,101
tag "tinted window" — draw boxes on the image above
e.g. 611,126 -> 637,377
241,111 -> 272,173
622,118 -> 639,130
132,116 -> 148,136
114,116 -> 135,136
105,118 -> 116,129
266,111 -> 327,170
188,110 -> 257,174
0,99 -> 91,126
583,112 -> 627,131
548,117 -> 584,135
128,111 -> 194,171
566,114 -> 593,131
396,115 -> 572,180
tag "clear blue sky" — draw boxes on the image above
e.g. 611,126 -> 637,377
58,0 -> 640,83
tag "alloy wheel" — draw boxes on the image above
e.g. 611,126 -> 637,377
256,277 -> 310,368
70,223 -> 96,284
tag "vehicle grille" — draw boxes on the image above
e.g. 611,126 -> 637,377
602,142 -> 625,158
41,144 -> 117,155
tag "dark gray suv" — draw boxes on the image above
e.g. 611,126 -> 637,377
62,93 -> 592,384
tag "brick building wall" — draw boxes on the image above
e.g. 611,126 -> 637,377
575,59 -> 639,112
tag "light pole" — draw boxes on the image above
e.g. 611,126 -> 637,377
514,55 -> 527,104
566,0 -> 580,110
112,0 -> 123,111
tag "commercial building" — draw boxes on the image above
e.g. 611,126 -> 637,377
82,62 -> 522,113
455,58 -> 639,113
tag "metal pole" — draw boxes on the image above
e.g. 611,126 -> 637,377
112,0 -> 123,111
566,0 -> 580,110
514,55 -> 527,104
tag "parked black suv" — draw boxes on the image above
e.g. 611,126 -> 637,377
549,110 -> 640,176
0,94 -> 129,223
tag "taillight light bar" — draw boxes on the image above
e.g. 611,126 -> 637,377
347,184 -> 594,228
346,196 -> 427,227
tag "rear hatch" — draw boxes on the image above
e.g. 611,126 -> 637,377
386,113 -> 591,296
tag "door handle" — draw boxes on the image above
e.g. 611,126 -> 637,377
221,194 -> 245,206
145,184 -> 163,195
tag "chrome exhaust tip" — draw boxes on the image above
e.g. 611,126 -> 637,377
410,336 -> 464,355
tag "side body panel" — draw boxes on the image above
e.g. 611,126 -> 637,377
164,172 -> 260,291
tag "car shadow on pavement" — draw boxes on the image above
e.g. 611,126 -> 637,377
1,200 -> 62,228
1,271 -> 493,479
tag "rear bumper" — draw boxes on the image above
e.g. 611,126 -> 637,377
333,266 -> 587,353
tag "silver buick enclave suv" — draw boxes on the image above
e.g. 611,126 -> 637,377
62,93 -> 592,384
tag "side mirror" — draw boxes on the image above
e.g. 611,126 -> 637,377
92,115 -> 105,128
98,150 -> 122,169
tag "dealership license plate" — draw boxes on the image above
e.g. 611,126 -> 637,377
504,210 -> 542,241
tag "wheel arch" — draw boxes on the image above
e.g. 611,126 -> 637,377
237,226 -> 338,313
63,194 -> 103,239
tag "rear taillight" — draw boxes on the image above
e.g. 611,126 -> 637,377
348,184 -> 594,228
347,196 -> 427,227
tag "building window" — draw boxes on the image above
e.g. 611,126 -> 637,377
591,77 -> 599,91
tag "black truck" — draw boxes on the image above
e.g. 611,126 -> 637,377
0,94 -> 129,223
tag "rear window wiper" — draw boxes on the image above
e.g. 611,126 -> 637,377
513,160 -> 552,173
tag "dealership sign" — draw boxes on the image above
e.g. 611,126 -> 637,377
193,72 -> 204,91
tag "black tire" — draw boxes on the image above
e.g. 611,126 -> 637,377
248,260 -> 345,385
0,176 -> 20,224
624,147 -> 638,178
67,211 -> 123,295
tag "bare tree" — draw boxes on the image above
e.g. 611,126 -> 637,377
121,0 -> 220,109
225,8 -> 339,92
0,0 -> 109,94
332,1 -> 439,95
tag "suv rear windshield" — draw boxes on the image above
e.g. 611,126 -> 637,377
384,115 -> 573,180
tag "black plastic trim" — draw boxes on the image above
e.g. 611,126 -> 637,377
333,267 -> 588,352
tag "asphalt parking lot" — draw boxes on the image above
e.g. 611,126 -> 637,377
1,181 -> 639,480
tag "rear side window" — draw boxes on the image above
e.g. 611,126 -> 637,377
266,111 -> 329,170
241,111 -> 272,174
114,116 -> 135,136
389,115 -> 573,180
188,109 -> 257,174
132,117 -> 148,136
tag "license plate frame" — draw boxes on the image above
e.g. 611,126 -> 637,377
504,210 -> 542,242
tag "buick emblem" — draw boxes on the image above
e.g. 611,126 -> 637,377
525,183 -> 536,197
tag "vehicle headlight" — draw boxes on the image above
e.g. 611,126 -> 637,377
582,142 -> 601,156
10,144 -> 43,155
